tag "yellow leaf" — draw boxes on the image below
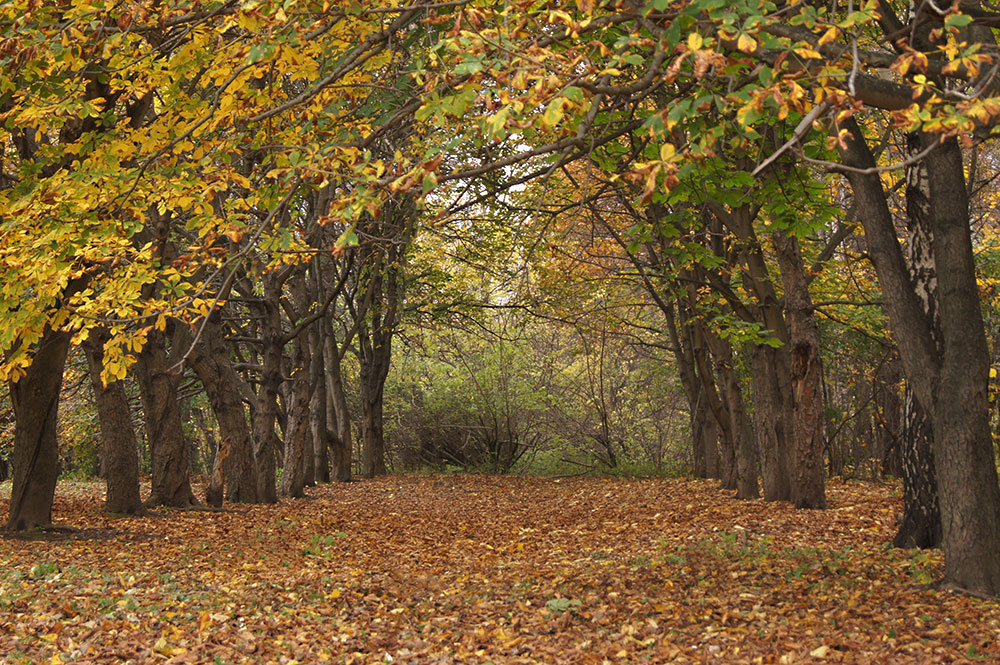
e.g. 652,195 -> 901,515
543,99 -> 565,127
198,610 -> 212,639
817,26 -> 839,46
41,633 -> 59,642
810,645 -> 830,658
737,33 -> 757,53
50,656 -> 64,665
687,32 -> 703,51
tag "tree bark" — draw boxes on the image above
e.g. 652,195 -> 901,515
6,327 -> 72,530
893,389 -> 941,548
309,318 -> 330,483
662,299 -> 721,481
923,136 -> 1000,593
83,328 -> 143,516
892,131 -> 941,547
840,120 -> 1000,594
325,327 -> 353,482
279,332 -> 311,498
279,274 -> 313,498
136,327 -> 198,508
359,346 -> 389,478
250,272 -> 285,503
187,312 -> 260,503
706,333 -> 760,500
772,230 -> 827,509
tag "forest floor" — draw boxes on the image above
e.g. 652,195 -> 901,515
0,475 -> 997,664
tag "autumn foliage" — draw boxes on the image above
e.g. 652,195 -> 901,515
1,475 -> 996,665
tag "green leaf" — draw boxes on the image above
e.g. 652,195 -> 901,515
944,12 -> 973,28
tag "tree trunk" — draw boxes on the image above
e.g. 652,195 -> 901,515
309,319 -> 330,483
840,121 -> 1000,594
873,354 -> 902,478
325,328 -> 353,482
279,332 -> 311,498
136,327 -> 198,509
708,335 -> 760,500
891,131 -> 941,547
251,274 -> 283,503
187,312 -> 260,503
83,329 -> 143,516
924,136 -> 1000,593
893,389 -> 941,548
716,204 -> 793,502
752,344 -> 793,502
772,230 -> 827,509
359,347 -> 389,478
662,299 -> 721,481
6,327 -> 71,530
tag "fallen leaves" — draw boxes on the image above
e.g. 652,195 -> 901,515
0,476 -> 997,664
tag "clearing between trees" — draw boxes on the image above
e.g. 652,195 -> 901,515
0,475 -> 994,664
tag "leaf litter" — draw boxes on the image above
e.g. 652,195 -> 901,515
1,476 -> 997,664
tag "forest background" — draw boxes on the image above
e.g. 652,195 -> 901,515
5,0 -> 1000,606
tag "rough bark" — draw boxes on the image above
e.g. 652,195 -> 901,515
187,312 -> 260,503
923,136 -> 1000,593
686,302 -> 728,483
714,204 -> 793,502
83,329 -> 143,516
6,327 -> 72,530
309,318 -> 330,483
136,327 -> 198,509
751,344 -> 793,502
707,334 -> 760,500
873,354 -> 902,478
892,131 -> 941,548
893,389 -> 941,548
772,230 -> 827,509
662,299 -> 721,480
359,349 -> 389,478
325,327 -> 353,482
279,275 -> 313,498
250,272 -> 285,503
840,120 -> 1000,594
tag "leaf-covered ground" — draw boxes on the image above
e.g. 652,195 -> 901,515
1,475 -> 997,664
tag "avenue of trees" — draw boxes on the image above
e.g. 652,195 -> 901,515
5,0 -> 1000,596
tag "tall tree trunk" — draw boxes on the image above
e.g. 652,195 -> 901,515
309,318 -> 330,483
135,327 -> 198,508
772,230 -> 827,509
893,389 -> 941,548
924,136 -> 1000,593
359,340 -> 389,478
714,203 -> 793,502
279,272 -> 312,497
685,302 -> 728,483
325,328 -> 353,482
251,273 -> 284,503
83,328 -> 143,516
706,334 -> 760,500
662,299 -> 720,480
279,332 -> 311,498
187,312 -> 259,503
840,120 -> 1000,594
6,327 -> 71,530
752,345 -> 793,502
873,353 -> 902,477
892,131 -> 941,548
